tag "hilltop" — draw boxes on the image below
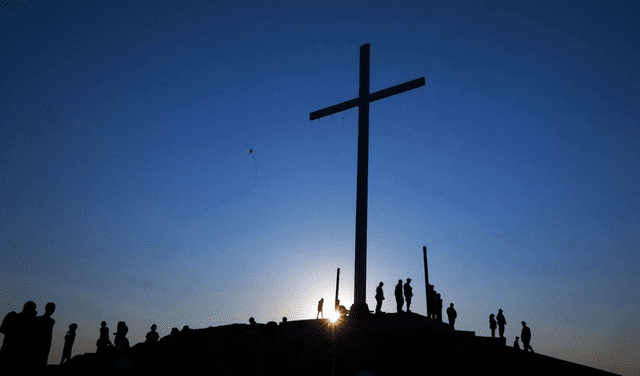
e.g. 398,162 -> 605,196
48,312 -> 619,376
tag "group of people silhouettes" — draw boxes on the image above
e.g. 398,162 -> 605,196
391,278 -> 414,313
426,284 -> 444,320
313,279 -> 456,324
0,301 -> 76,368
3,300 -> 535,368
0,301 -> 168,369
377,278 -> 446,318
488,309 -> 535,353
489,309 -> 507,338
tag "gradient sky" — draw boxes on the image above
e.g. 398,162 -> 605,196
1,0 -> 639,374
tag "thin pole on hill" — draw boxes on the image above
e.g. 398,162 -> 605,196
423,246 -> 429,315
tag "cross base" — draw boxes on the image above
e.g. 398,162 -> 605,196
349,302 -> 371,318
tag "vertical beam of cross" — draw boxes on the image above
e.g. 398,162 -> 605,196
310,44 -> 424,316
354,44 -> 370,313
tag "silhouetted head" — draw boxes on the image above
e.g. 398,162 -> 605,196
282,317 -> 287,323
151,324 -> 157,331
320,298 -> 324,301
490,314 -> 495,318
515,336 -> 519,340
521,321 -> 526,326
499,309 -> 503,313
450,303 -> 454,307
69,323 -> 78,331
398,279 -> 402,284
437,293 -> 440,297
182,325 -> 190,332
22,301 -> 37,315
101,321 -> 107,327
379,282 -> 384,286
116,321 -> 128,336
249,317 -> 256,324
44,302 -> 56,316
406,278 -> 411,283
171,327 -> 180,336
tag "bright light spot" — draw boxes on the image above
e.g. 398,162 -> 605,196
328,310 -> 340,323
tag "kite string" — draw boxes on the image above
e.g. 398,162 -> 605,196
251,154 -> 257,181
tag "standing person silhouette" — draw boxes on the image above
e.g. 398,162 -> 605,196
395,280 -> 404,313
96,321 -> 112,354
436,293 -> 443,322
113,321 -> 131,371
496,309 -> 507,339
145,324 -> 159,344
317,298 -> 324,319
521,322 -> 535,353
60,323 -> 78,365
375,282 -> 385,316
403,279 -> 413,313
489,314 -> 497,338
0,301 -> 37,369
446,303 -> 457,328
426,285 -> 435,319
35,302 -> 56,368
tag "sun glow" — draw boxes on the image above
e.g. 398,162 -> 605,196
327,310 -> 340,323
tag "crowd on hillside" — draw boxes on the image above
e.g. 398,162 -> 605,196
1,296 -> 534,369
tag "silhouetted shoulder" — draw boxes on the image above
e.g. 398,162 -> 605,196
0,311 -> 18,334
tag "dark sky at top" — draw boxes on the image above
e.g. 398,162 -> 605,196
0,1 -> 638,374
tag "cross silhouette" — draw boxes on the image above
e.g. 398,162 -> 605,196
310,44 -> 424,316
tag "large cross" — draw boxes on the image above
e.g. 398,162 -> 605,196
310,44 -> 425,316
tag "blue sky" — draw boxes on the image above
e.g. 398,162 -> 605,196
1,0 -> 639,373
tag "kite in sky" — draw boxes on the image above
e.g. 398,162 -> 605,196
247,148 -> 257,181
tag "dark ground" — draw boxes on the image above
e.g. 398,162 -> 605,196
46,312 -> 619,376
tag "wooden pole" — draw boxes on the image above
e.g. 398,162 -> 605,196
423,246 -> 429,316
335,268 -> 340,310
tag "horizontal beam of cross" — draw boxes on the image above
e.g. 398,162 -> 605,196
309,77 -> 425,121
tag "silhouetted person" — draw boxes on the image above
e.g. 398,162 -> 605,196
96,321 -> 112,354
249,317 -> 258,334
513,336 -> 521,350
0,301 -> 37,368
375,282 -> 385,315
403,279 -> 413,313
521,322 -> 534,353
279,317 -> 288,331
317,298 -> 324,319
60,323 -> 77,365
166,327 -> 180,370
446,303 -> 457,328
35,302 -> 56,368
181,325 -> 190,333
497,309 -> 507,339
395,280 -> 404,313
489,314 -> 497,338
0,307 -> 19,366
4,301 -> 38,368
436,293 -> 443,321
145,324 -> 159,344
426,285 -> 435,319
113,321 -> 131,371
